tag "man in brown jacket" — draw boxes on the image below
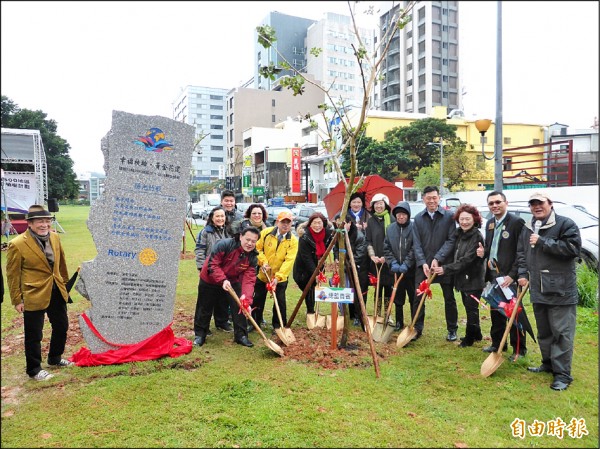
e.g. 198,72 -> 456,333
6,204 -> 74,381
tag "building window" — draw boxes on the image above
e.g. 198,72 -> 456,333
533,138 -> 540,145
210,95 -> 223,100
210,104 -> 223,110
210,124 -> 223,130
272,99 -> 276,107
211,145 -> 223,151
504,137 -> 512,145
503,157 -> 512,171
272,115 -> 276,123
211,115 -> 223,120
476,155 -> 485,170
211,157 -> 224,162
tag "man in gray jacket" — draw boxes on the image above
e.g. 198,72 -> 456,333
411,186 -> 457,341
516,192 -> 581,391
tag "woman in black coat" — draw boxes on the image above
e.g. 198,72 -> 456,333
293,212 -> 334,316
435,204 -> 485,347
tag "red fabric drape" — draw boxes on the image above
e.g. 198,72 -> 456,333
70,312 -> 192,367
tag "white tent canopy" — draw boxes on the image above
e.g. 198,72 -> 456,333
1,128 -> 47,210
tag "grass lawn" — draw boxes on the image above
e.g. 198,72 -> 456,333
1,205 -> 598,448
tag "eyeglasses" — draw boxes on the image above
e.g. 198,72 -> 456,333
487,200 -> 504,206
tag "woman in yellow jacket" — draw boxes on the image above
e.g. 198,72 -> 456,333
6,205 -> 73,381
251,211 -> 298,331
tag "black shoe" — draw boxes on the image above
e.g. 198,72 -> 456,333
528,365 -> 553,373
411,332 -> 422,342
446,331 -> 458,342
217,323 -> 233,333
459,339 -> 474,347
509,350 -> 527,362
235,336 -> 254,347
394,322 -> 403,332
482,344 -> 507,353
550,379 -> 570,391
247,325 -> 254,333
194,335 -> 206,347
206,330 -> 213,337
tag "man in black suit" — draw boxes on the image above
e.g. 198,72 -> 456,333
477,191 -> 527,361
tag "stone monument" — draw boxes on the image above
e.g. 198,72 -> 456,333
75,110 -> 195,356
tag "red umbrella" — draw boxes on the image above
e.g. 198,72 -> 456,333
323,175 -> 404,218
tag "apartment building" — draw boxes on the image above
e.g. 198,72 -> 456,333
376,1 -> 460,115
172,85 -> 229,183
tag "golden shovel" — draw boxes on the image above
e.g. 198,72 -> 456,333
397,273 -> 437,348
226,286 -> 284,357
373,273 -> 404,343
367,262 -> 384,332
262,268 -> 295,345
480,283 -> 529,377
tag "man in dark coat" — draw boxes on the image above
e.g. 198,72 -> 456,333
477,191 -> 528,360
411,186 -> 458,341
516,192 -> 581,391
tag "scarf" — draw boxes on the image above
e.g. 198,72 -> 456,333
32,230 -> 55,267
374,210 -> 391,234
309,227 -> 326,259
350,209 -> 363,223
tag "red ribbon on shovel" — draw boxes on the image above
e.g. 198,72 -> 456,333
368,272 -> 378,286
238,294 -> 255,315
416,279 -> 433,299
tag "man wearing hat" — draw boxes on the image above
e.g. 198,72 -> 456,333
252,210 -> 298,332
6,204 -> 74,381
516,192 -> 581,391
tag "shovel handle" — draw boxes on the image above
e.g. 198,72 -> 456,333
226,286 -> 270,342
262,268 -> 286,329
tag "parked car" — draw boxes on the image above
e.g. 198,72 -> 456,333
265,206 -> 298,227
406,201 -> 426,220
294,204 -> 329,230
440,197 -> 461,212
477,201 -> 598,269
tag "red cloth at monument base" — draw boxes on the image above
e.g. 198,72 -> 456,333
70,312 -> 192,366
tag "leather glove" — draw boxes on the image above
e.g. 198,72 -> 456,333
391,261 -> 402,273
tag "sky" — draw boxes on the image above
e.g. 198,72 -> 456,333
2,1 -> 598,175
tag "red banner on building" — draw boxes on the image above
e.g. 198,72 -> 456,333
291,147 -> 301,193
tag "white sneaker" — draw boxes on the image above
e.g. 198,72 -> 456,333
49,358 -> 74,367
30,369 -> 54,381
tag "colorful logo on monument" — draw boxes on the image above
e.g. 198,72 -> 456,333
133,128 -> 174,152
139,248 -> 158,266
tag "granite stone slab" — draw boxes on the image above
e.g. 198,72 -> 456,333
76,110 -> 195,353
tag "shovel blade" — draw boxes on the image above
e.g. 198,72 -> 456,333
265,339 -> 285,357
275,327 -> 292,346
283,328 -> 296,344
373,323 -> 394,343
315,314 -> 326,328
326,315 -> 344,331
306,313 -> 316,330
480,352 -> 505,377
396,327 -> 417,348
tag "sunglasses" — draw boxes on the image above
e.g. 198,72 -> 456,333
487,200 -> 504,206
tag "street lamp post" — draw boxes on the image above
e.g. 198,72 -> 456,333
475,119 -> 493,160
427,138 -> 444,195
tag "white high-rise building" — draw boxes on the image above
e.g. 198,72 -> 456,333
172,85 -> 228,183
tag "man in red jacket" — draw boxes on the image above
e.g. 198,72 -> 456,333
194,227 -> 260,348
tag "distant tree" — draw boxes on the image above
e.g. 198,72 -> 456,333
1,95 -> 79,200
384,117 -> 467,180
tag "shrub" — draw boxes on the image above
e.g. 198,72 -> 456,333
577,262 -> 599,309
